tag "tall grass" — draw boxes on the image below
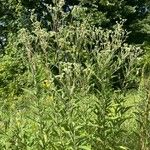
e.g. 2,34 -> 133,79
0,5 -> 149,150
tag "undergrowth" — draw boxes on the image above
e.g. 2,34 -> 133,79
0,3 -> 150,150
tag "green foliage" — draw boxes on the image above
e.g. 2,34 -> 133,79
0,1 -> 149,150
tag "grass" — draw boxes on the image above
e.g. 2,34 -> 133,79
0,18 -> 149,149
0,88 -> 147,150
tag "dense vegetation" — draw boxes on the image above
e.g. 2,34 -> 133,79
0,0 -> 150,149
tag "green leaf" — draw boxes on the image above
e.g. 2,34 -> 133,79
79,145 -> 91,150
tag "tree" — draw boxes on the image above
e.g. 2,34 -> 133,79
78,0 -> 150,44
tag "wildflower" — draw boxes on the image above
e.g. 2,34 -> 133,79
43,80 -> 51,88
